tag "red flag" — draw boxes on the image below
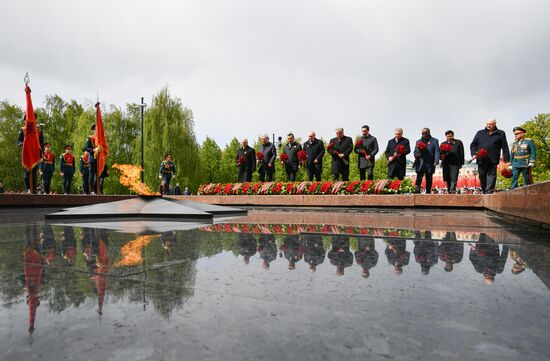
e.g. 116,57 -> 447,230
22,86 -> 42,171
95,102 -> 108,184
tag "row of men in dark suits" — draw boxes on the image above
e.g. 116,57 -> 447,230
237,233 -> 512,283
235,118 -> 532,194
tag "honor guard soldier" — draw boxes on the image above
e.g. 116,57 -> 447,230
59,145 -> 75,194
39,142 -> 55,194
509,126 -> 536,189
18,114 -> 44,193
159,153 -> 176,195
85,124 -> 98,193
79,148 -> 92,194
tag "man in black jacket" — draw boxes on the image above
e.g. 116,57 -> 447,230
470,118 -> 510,194
303,131 -> 325,181
385,128 -> 411,180
441,130 -> 465,194
235,138 -> 256,182
257,134 -> 277,182
329,128 -> 353,181
354,125 -> 379,180
282,133 -> 302,181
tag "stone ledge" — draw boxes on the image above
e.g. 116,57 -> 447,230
0,194 -> 135,207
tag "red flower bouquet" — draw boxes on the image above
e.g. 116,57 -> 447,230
238,156 -> 246,165
257,152 -> 264,161
469,148 -> 488,163
500,168 -> 513,178
440,143 -> 452,154
395,144 -> 406,155
355,139 -> 363,148
297,150 -> 308,162
327,142 -> 335,151
416,141 -> 427,152
280,153 -> 288,162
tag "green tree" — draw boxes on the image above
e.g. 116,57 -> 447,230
199,136 -> 222,184
0,101 -> 24,190
521,113 -> 550,182
219,137 -> 241,183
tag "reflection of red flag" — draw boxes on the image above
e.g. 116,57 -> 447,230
22,86 -> 41,171
94,238 -> 109,315
95,102 -> 108,181
24,247 -> 42,334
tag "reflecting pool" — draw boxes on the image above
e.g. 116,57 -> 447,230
0,208 -> 549,361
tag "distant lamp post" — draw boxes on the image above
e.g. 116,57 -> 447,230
137,97 -> 147,182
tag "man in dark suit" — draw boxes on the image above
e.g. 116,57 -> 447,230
469,233 -> 509,284
329,128 -> 353,181
413,128 -> 440,194
470,118 -> 510,194
385,128 -> 411,180
328,235 -> 353,276
302,131 -> 325,181
354,237 -> 379,278
303,234 -> 325,273
257,134 -> 277,182
281,133 -> 302,181
441,130 -> 465,194
235,138 -> 256,182
354,125 -> 379,180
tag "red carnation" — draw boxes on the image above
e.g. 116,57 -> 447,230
257,152 -> 264,161
355,139 -> 363,148
440,143 -> 452,154
238,156 -> 246,165
280,153 -> 288,162
416,141 -> 427,152
500,168 -> 513,178
327,143 -> 335,151
297,150 -> 308,162
476,148 -> 488,159
388,180 -> 401,190
395,144 -> 406,155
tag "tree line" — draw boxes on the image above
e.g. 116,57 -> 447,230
0,86 -> 548,193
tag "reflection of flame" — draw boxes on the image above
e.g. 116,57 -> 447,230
112,163 -> 160,196
114,235 -> 160,267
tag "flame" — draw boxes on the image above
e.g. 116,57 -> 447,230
114,235 -> 160,268
112,163 -> 160,196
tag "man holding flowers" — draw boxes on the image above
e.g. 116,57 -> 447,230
385,128 -> 411,180
302,131 -> 325,181
329,128 -> 353,181
440,130 -> 464,194
281,133 -> 302,181
413,128 -> 440,194
257,134 -> 277,182
354,125 -> 379,181
236,138 -> 256,182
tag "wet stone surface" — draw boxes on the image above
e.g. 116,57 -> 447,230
0,208 -> 549,361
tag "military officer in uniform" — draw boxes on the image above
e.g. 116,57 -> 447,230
302,131 -> 325,181
59,145 -> 75,194
329,128 -> 353,181
79,148 -> 92,194
385,128 -> 411,180
159,153 -> 176,195
281,133 -> 302,181
18,115 -> 44,193
509,126 -> 536,189
354,125 -> 379,180
39,142 -> 55,194
85,124 -> 98,194
236,138 -> 256,182
257,134 -> 277,182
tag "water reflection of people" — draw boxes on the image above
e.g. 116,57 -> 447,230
281,235 -> 304,270
41,224 -> 56,266
61,226 -> 77,265
354,237 -> 378,278
385,239 -> 410,275
328,236 -> 353,276
24,225 -> 43,337
237,233 -> 257,265
91,229 -> 110,316
413,232 -> 438,275
304,235 -> 325,273
469,234 -> 509,284
257,234 -> 277,270
439,232 -> 463,272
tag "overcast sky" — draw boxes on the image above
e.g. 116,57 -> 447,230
1,0 -> 549,149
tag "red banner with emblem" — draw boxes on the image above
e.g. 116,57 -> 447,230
22,86 -> 42,171
95,102 -> 108,182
